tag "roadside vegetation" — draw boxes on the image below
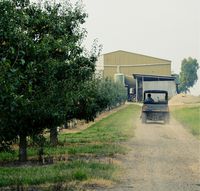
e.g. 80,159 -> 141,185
0,105 -> 140,189
0,0 -> 126,161
172,106 -> 200,138
0,0 -> 131,190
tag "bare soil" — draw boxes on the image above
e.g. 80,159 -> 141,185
169,93 -> 200,105
97,106 -> 200,191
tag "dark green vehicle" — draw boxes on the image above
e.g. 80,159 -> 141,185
141,90 -> 170,124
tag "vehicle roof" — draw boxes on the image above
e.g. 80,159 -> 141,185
144,90 -> 168,93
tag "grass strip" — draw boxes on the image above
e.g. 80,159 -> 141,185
172,106 -> 200,138
0,160 -> 115,187
0,104 -> 140,188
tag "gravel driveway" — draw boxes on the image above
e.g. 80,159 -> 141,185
98,115 -> 200,191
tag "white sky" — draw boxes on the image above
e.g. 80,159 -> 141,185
34,0 -> 200,95
78,0 -> 200,95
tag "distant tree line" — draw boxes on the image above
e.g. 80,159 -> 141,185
0,0 -> 127,162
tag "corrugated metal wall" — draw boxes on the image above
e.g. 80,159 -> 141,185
101,50 -> 171,80
120,64 -> 171,76
104,51 -> 170,66
143,81 -> 177,99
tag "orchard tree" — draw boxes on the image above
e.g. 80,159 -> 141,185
0,0 -> 99,161
179,57 -> 199,93
94,78 -> 127,112
74,78 -> 127,122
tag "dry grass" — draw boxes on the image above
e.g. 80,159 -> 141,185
81,178 -> 114,189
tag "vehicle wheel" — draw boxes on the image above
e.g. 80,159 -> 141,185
141,112 -> 147,123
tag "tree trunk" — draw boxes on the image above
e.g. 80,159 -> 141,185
19,133 -> 27,162
50,127 -> 58,146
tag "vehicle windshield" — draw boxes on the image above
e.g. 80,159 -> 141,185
144,92 -> 167,104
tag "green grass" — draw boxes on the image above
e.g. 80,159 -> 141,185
0,104 -> 140,188
172,106 -> 200,138
0,161 -> 115,187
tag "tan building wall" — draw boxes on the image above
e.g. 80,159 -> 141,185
120,64 -> 171,76
104,50 -> 170,66
104,64 -> 171,78
96,50 -> 172,80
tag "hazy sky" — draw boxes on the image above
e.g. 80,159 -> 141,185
35,0 -> 200,95
78,0 -> 200,95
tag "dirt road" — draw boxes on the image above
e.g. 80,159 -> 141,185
99,115 -> 200,191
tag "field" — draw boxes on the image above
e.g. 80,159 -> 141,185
1,98 -> 199,191
0,104 -> 140,190
172,106 -> 200,139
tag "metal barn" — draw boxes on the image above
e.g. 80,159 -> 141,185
96,50 -> 177,101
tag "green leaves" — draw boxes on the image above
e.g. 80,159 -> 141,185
179,57 -> 199,93
0,0 -> 96,151
0,0 -> 127,163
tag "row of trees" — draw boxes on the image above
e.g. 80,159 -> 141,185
0,0 -> 127,162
